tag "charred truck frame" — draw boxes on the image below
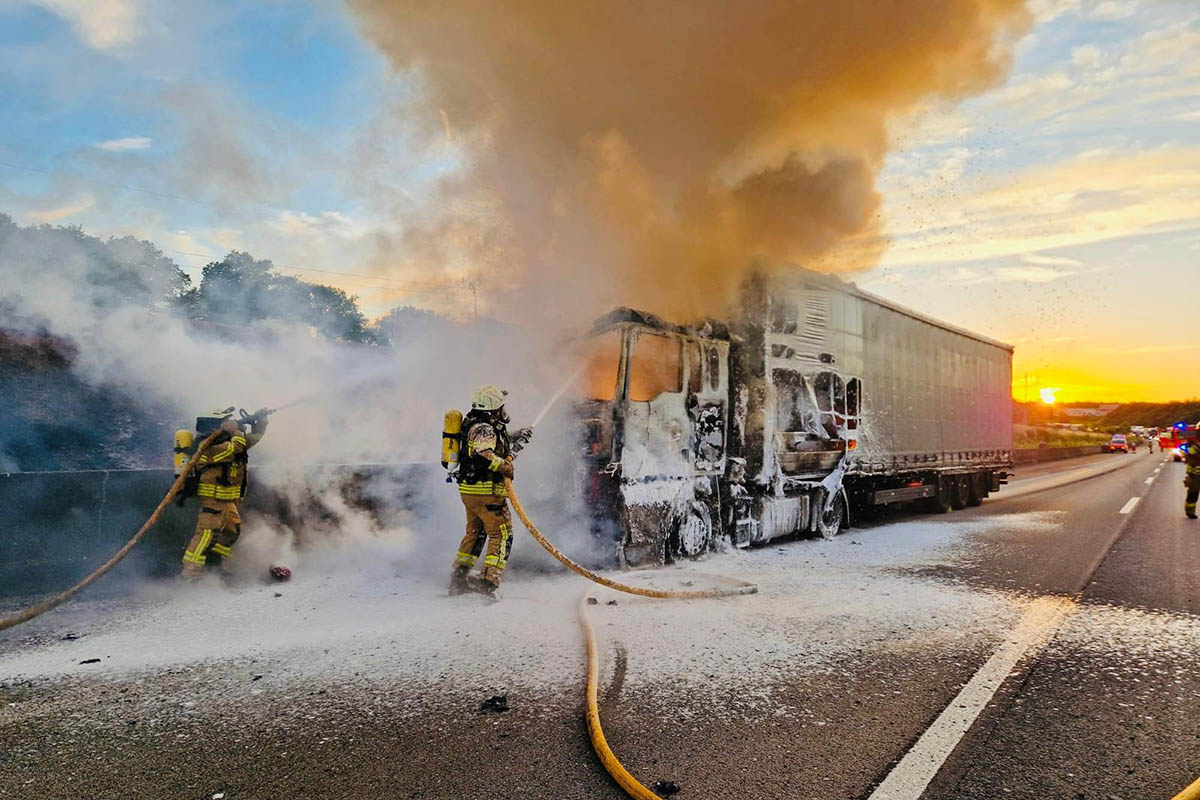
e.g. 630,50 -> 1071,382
577,268 -> 1014,567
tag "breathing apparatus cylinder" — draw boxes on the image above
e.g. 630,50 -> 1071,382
442,409 -> 463,473
173,429 -> 195,476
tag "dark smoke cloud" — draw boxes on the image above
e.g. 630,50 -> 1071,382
347,0 -> 1029,321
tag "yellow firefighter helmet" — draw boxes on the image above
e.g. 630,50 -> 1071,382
471,385 -> 508,411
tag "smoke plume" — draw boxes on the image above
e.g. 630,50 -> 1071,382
348,0 -> 1029,320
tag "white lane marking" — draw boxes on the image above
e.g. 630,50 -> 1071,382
867,597 -> 1075,800
1145,477 -> 1155,485
1119,497 -> 1140,514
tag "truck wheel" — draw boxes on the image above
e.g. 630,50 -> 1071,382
966,473 -> 985,507
676,502 -> 713,557
922,480 -> 952,514
815,491 -> 845,539
950,476 -> 969,510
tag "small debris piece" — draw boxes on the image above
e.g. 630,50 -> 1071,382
269,565 -> 292,582
606,600 -> 618,606
274,592 -> 282,598
479,694 -> 509,713
61,633 -> 80,641
251,675 -> 263,682
78,658 -> 100,665
680,581 -> 694,587
213,793 -> 226,800
653,780 -> 681,795
586,597 -> 598,605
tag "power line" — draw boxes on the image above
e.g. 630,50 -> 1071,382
0,158 -> 209,208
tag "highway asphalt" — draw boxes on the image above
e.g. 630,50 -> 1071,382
1,450 -> 1195,800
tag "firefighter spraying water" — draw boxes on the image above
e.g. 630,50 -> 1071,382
444,385 -> 533,600
174,407 -> 271,579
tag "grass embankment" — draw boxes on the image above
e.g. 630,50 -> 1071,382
1013,425 -> 1111,449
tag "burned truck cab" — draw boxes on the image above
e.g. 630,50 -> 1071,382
572,268 -> 1014,570
575,308 -> 731,567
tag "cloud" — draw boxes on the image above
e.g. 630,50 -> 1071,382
1071,44 -> 1103,69
943,263 -> 1077,285
993,265 -> 1076,282
1021,252 -> 1083,266
28,197 -> 95,222
882,146 -> 1200,266
95,136 -> 152,152
31,0 -> 143,50
928,148 -> 972,183
1088,1 -> 1136,21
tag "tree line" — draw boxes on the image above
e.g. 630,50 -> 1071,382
0,213 -> 451,347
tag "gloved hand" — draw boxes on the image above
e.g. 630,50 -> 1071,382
511,427 -> 533,455
220,418 -> 240,434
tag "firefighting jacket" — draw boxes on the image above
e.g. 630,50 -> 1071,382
1186,443 -> 1200,487
457,414 -> 513,496
194,428 -> 263,501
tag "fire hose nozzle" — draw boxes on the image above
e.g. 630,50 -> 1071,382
237,407 -> 276,428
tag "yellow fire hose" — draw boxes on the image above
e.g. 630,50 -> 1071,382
505,478 -> 756,799
1173,776 -> 1200,800
504,479 -> 757,602
0,430 -> 223,633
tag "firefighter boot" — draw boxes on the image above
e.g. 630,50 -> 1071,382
466,574 -> 498,603
448,565 -> 472,596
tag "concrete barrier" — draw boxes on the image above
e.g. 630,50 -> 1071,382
1011,444 -> 1106,465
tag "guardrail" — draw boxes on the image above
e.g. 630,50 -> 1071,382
1011,445 -> 1106,465
0,463 -> 438,598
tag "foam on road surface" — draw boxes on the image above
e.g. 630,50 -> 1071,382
1,451 -> 1193,799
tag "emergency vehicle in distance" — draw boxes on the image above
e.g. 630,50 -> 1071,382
1162,423 -> 1199,462
1104,434 -> 1130,454
573,268 -> 1014,568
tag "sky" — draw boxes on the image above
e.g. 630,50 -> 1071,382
0,0 -> 1196,403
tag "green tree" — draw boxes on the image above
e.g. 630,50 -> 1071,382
189,251 -> 377,344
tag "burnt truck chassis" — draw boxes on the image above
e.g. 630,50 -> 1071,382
578,270 -> 1014,569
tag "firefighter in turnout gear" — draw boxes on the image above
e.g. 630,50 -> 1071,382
449,385 -> 532,598
181,407 -> 269,578
1185,424 -> 1200,520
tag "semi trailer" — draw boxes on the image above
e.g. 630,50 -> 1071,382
575,268 -> 1014,567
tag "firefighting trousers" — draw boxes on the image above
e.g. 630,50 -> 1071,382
182,500 -> 242,576
1187,484 -> 1198,517
453,494 -> 514,587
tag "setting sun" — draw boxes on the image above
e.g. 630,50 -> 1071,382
1039,387 -> 1060,405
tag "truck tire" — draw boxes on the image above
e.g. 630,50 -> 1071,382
922,479 -> 952,514
815,491 -> 846,539
966,473 -> 985,507
950,476 -> 969,510
675,501 -> 713,558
